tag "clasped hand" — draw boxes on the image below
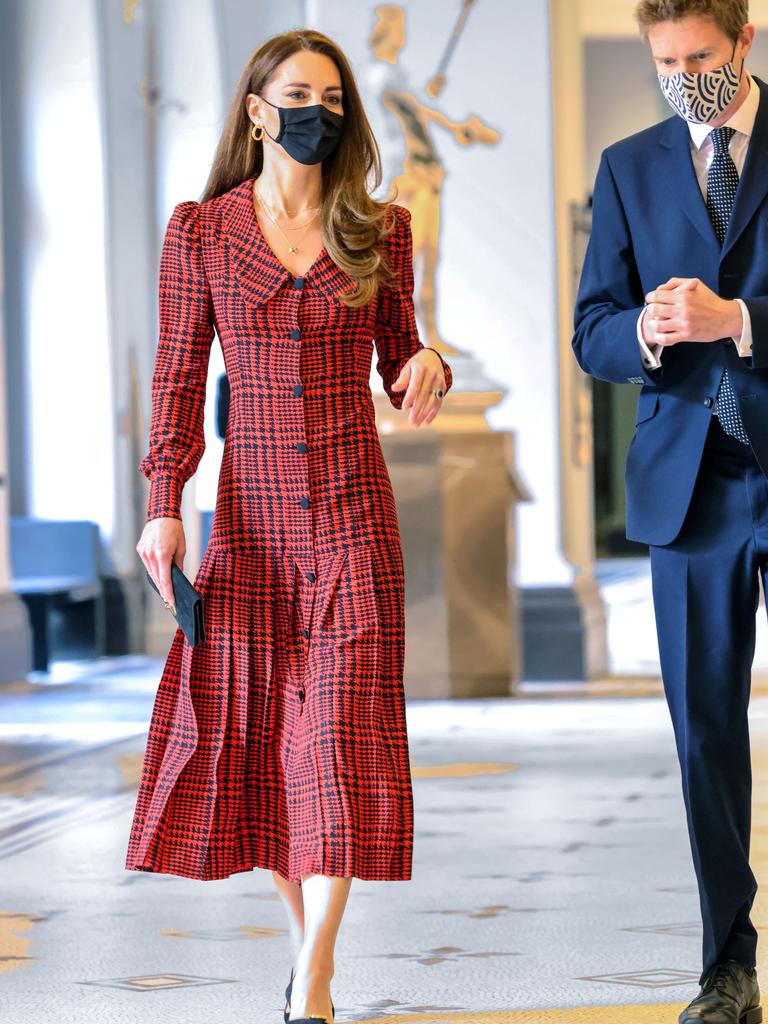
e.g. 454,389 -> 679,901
642,277 -> 743,347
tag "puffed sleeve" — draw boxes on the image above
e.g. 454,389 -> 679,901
139,200 -> 215,522
374,203 -> 453,409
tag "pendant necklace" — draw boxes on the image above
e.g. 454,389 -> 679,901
255,188 -> 319,255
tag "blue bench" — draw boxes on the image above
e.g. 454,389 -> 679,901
10,518 -> 106,672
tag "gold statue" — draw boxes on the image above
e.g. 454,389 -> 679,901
369,3 -> 500,358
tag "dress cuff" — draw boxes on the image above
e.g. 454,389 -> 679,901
145,472 -> 184,523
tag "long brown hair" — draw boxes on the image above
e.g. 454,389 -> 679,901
201,29 -> 396,308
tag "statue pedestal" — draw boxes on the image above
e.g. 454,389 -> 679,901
375,392 -> 529,699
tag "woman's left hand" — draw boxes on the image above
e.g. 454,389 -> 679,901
392,349 -> 447,427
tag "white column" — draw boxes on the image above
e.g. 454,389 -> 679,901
0,55 -> 33,679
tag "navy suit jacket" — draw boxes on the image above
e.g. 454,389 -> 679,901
573,76 -> 768,547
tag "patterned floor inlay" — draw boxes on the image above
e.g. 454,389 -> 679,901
0,911 -> 42,975
353,1009 -> 689,1023
367,946 -> 520,967
420,905 -> 538,920
623,922 -> 702,938
79,973 -> 237,991
411,763 -> 519,778
161,925 -> 287,940
579,968 -> 700,989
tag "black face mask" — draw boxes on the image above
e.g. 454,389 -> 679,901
259,96 -> 343,165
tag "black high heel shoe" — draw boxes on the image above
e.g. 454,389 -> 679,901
283,971 -> 334,1024
285,1004 -> 334,1023
283,969 -> 294,1024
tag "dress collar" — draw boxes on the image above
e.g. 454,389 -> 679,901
221,176 -> 356,307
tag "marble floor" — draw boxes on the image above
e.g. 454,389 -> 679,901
5,657 -> 768,1022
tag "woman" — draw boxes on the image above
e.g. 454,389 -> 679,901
126,28 -> 452,1024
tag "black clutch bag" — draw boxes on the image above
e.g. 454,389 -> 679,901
145,562 -> 206,647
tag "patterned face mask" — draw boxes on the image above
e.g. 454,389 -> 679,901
658,44 -> 743,124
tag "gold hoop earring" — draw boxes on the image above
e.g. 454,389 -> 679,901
251,122 -> 264,142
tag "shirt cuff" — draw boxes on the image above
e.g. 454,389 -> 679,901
734,297 -> 752,357
637,306 -> 663,370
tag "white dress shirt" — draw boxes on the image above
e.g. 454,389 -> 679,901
638,72 -> 760,370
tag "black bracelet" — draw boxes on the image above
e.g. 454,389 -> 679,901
423,346 -> 448,371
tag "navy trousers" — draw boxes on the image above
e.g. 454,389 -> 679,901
649,413 -> 768,981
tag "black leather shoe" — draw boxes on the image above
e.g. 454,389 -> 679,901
679,961 -> 762,1023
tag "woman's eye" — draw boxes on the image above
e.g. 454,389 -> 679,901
287,91 -> 306,100
325,95 -> 342,105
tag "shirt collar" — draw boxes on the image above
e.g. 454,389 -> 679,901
688,71 -> 760,149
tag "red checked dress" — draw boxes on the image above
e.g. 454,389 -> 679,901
124,175 -> 453,883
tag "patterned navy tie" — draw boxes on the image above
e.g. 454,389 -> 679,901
706,125 -> 750,445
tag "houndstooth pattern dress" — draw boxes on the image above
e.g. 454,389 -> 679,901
124,176 -> 453,883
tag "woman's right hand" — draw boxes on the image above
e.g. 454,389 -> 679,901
136,517 -> 186,611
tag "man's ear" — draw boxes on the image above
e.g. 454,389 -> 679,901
739,23 -> 756,61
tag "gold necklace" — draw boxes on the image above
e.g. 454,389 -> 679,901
255,190 -> 319,255
257,190 -> 320,224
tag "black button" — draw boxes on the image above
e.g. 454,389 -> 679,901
296,442 -> 308,453
293,383 -> 303,396
704,397 -> 713,408
298,689 -> 306,702
290,329 -> 301,340
293,277 -> 304,290
299,497 -> 310,509
301,628 -> 310,639
306,571 -> 316,583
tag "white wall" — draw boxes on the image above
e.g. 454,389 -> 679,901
19,0 -> 114,531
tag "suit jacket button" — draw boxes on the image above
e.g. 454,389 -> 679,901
306,571 -> 316,583
299,497 -> 310,509
293,383 -> 303,396
704,397 -> 713,408
301,628 -> 310,639
296,442 -> 308,453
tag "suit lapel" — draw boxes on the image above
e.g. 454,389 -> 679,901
657,114 -> 720,252
722,75 -> 768,260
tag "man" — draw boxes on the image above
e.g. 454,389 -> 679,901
573,2 -> 768,1022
